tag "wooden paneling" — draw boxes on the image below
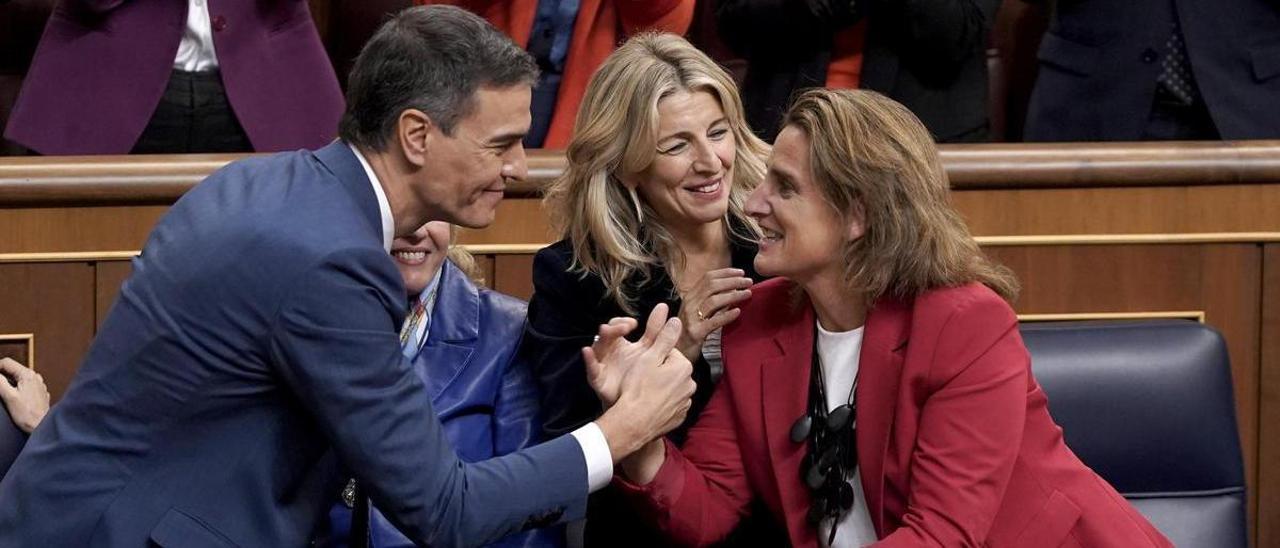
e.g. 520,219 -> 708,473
953,185 -> 1280,236
0,206 -> 168,253
1260,244 -> 1280,546
456,199 -> 555,246
95,260 -> 133,328
0,263 -> 96,401
0,334 -> 32,366
492,254 -> 536,301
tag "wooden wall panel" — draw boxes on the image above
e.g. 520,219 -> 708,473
95,260 -> 132,328
456,199 -> 554,246
0,206 -> 167,253
0,263 -> 96,401
952,185 -> 1280,236
0,335 -> 32,365
1259,244 -> 1280,546
492,254 -> 536,301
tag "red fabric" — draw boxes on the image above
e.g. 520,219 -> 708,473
617,278 -> 1172,548
418,0 -> 695,149
825,21 -> 868,89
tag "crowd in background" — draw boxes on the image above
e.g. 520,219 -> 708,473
0,0 -> 1277,156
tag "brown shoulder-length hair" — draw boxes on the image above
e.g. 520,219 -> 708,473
783,89 -> 1019,304
541,32 -> 770,314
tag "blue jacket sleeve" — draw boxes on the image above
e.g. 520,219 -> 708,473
268,246 -> 587,547
490,317 -> 567,548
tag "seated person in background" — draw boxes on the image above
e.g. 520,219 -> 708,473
415,0 -> 695,148
320,222 -> 563,547
715,0 -> 1000,143
608,89 -> 1172,547
527,33 -> 780,546
0,357 -> 48,475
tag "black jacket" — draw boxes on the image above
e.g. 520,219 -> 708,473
716,0 -> 999,142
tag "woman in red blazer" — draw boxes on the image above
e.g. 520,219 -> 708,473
604,89 -> 1171,547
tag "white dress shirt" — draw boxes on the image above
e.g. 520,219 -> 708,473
348,143 -> 614,493
174,0 -> 220,72
815,321 -> 878,547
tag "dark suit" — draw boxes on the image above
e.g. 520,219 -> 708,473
4,0 -> 343,154
0,142 -> 586,547
1024,0 -> 1280,140
323,260 -> 564,548
525,236 -> 782,547
716,0 -> 999,142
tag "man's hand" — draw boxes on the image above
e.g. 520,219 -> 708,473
583,317 -> 640,409
0,357 -> 50,434
589,304 -> 696,463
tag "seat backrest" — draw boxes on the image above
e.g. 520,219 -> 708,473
0,391 -> 26,480
1020,320 -> 1247,548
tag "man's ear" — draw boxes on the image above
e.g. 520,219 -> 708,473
846,200 -> 867,241
397,109 -> 435,168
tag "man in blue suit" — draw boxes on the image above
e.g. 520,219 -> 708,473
0,6 -> 695,547
319,222 -> 564,547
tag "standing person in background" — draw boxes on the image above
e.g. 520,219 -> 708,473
1023,0 -> 1280,141
417,0 -> 695,148
715,0 -> 999,143
527,33 -> 782,546
320,222 -> 564,547
3,0 -> 343,154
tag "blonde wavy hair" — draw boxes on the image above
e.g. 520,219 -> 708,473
542,33 -> 770,313
783,89 -> 1019,303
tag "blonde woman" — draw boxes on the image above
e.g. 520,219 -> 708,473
607,89 -> 1172,547
524,33 -> 779,545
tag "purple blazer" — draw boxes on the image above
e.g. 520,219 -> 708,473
4,0 -> 344,154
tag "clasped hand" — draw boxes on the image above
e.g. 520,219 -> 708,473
584,304 -> 696,461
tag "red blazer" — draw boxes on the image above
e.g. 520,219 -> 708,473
420,0 -> 694,148
617,278 -> 1171,547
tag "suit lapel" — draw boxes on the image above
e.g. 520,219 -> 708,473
855,297 -> 910,536
415,262 -> 478,401
761,305 -> 818,547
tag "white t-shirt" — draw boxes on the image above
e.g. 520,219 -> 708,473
815,321 -> 878,547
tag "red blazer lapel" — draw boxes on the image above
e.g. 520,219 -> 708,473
760,306 -> 819,547
855,297 -> 911,536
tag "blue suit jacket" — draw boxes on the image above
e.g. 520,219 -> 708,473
0,142 -> 587,547
323,260 -> 564,547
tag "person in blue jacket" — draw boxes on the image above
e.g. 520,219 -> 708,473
320,221 -> 563,547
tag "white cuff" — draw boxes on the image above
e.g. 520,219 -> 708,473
569,422 -> 614,493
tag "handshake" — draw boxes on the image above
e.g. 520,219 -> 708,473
586,304 -> 697,463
